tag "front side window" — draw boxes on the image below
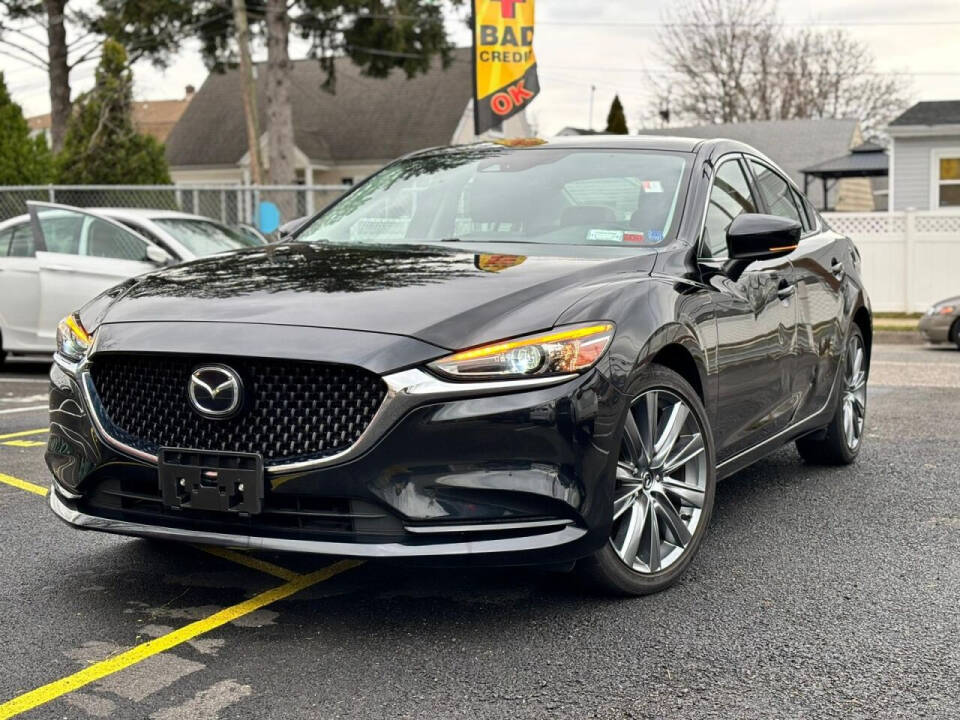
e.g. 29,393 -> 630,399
937,155 -> 960,208
750,161 -> 803,225
298,148 -> 691,250
83,218 -> 149,261
702,159 -> 757,260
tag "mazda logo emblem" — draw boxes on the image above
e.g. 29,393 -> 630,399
188,365 -> 242,418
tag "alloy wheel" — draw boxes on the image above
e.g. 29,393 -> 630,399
610,389 -> 708,574
842,334 -> 867,450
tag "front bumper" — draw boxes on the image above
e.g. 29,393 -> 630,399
918,314 -> 954,343
46,346 -> 624,564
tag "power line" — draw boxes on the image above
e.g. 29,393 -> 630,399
543,65 -> 960,78
538,19 -> 960,27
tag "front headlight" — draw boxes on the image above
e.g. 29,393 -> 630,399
429,323 -> 615,380
936,305 -> 956,316
56,313 -> 93,361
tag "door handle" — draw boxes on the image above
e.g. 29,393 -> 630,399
831,260 -> 845,280
777,281 -> 796,300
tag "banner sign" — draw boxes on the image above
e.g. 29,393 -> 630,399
472,0 -> 539,135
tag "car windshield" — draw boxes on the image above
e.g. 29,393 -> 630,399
297,146 -> 691,249
152,218 -> 260,255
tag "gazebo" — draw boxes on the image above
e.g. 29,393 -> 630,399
801,142 -> 889,211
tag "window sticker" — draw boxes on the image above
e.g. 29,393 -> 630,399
641,180 -> 663,193
586,229 -> 624,243
647,229 -> 664,242
623,232 -> 646,244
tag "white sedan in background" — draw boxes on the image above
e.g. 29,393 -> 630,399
0,203 -> 262,361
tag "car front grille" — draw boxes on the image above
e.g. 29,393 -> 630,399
88,353 -> 387,466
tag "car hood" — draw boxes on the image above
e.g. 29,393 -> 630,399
94,243 -> 658,350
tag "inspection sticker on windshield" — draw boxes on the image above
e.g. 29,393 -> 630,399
641,180 -> 663,193
587,229 -> 624,243
623,232 -> 646,244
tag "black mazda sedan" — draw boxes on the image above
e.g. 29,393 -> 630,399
45,136 -> 871,595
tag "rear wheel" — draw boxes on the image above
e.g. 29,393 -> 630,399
579,366 -> 716,596
796,326 -> 867,465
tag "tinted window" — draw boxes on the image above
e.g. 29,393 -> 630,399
84,218 -> 148,261
8,224 -> 35,257
702,159 -> 757,259
790,187 -> 813,232
750,161 -> 803,225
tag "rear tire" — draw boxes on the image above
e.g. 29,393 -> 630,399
578,366 -> 716,596
796,325 -> 867,466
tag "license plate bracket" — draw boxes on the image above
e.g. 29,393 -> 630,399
159,448 -> 264,514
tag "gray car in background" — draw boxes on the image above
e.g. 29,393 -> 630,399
919,296 -> 960,349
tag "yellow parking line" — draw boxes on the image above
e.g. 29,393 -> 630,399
0,428 -> 47,441
0,558 -> 363,719
0,473 -> 48,497
198,545 -> 302,582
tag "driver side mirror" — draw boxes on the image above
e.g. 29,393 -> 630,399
145,245 -> 173,266
723,214 -> 801,281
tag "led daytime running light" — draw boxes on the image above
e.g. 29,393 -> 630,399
447,324 -> 615,363
65,314 -> 92,345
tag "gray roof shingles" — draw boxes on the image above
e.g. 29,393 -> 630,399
638,118 -> 859,188
890,101 -> 960,127
165,49 -> 473,168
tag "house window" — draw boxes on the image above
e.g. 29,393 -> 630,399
341,177 -> 355,186
938,155 -> 960,208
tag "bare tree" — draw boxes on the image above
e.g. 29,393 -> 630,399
656,0 -> 911,140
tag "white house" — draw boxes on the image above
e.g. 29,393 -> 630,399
888,101 -> 960,211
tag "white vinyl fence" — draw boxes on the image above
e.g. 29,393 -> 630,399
0,184 -> 352,227
823,211 -> 960,313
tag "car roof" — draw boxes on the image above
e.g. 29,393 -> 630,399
87,207 -> 224,222
404,134 -> 766,159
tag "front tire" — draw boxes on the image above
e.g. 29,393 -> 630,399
796,325 -> 867,465
578,366 -> 716,596
951,319 -> 960,351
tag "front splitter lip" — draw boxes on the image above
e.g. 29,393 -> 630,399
48,485 -> 587,559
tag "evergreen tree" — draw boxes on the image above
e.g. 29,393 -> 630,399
55,40 -> 171,184
606,95 -> 629,135
0,73 -> 53,184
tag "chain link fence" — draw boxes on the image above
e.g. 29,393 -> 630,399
0,185 -> 351,226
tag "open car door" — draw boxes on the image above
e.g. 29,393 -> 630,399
26,202 -> 172,345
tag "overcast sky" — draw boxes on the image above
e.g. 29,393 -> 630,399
5,0 -> 959,136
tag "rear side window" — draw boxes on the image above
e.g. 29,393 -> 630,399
8,224 -> 35,257
0,226 -> 14,256
702,159 -> 758,260
750,161 -> 803,225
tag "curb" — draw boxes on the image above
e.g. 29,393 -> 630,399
874,330 -> 924,345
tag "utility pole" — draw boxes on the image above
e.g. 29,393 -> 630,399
588,84 -> 596,131
232,0 -> 264,184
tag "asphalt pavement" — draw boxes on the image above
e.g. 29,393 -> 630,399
0,345 -> 958,719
